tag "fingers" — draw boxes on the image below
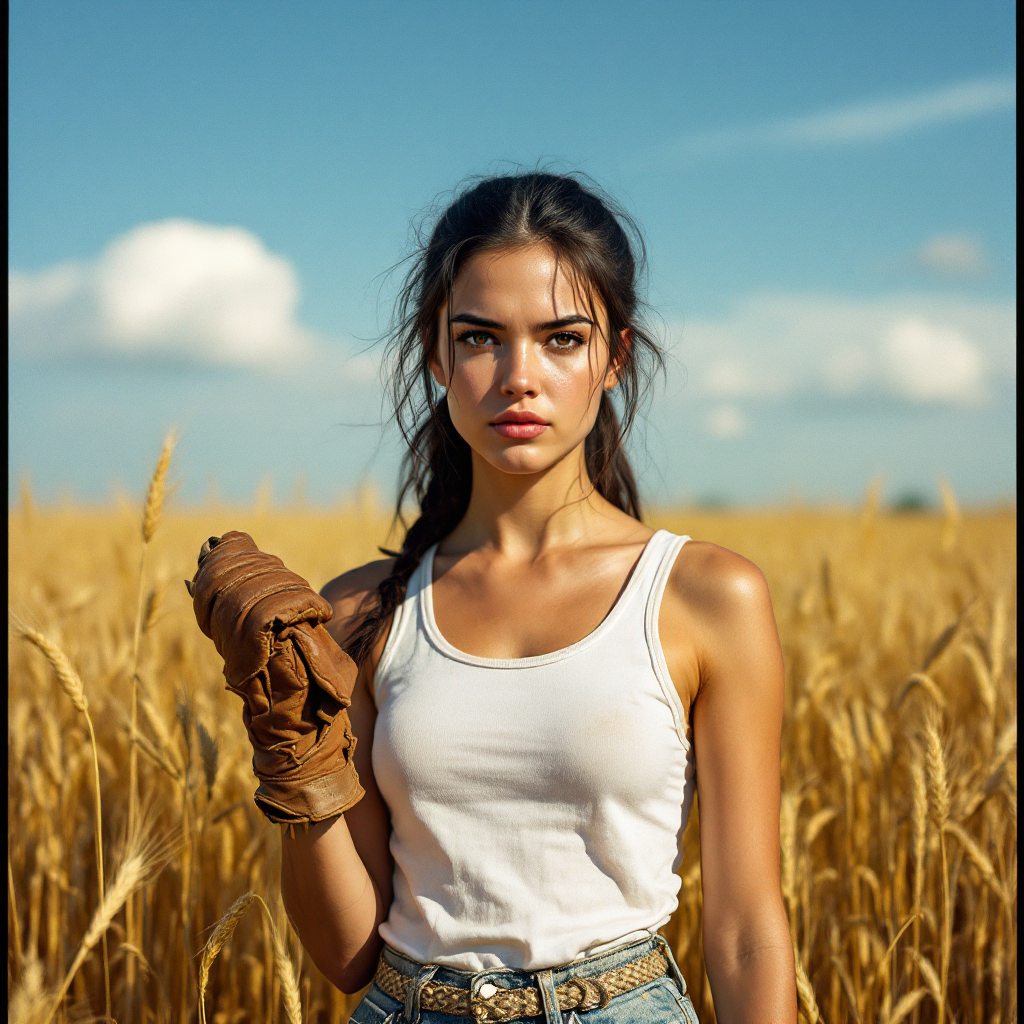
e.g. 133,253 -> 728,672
199,535 -> 222,564
189,535 -> 223,598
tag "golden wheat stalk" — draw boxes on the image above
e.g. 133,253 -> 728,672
197,891 -> 302,1024
793,931 -> 821,1024
198,892 -> 259,1024
137,674 -> 184,771
41,820 -> 174,1024
938,479 -> 960,552
923,711 -> 951,1024
8,853 -> 24,982
909,747 -> 927,1024
989,593 -> 1007,684
125,429 -> 177,1012
942,821 -> 1009,905
129,428 -> 178,818
888,988 -> 930,1024
13,619 -> 112,1020
142,429 -> 177,545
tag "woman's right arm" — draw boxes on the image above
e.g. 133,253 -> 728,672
280,559 -> 396,994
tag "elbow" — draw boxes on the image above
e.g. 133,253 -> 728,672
331,963 -> 377,996
703,916 -> 793,974
323,940 -> 384,995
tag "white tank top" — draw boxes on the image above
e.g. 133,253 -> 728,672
371,530 -> 695,972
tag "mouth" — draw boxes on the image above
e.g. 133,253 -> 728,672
489,410 -> 550,440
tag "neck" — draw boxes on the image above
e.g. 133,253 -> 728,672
446,443 -> 616,560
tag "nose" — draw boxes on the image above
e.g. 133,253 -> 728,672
499,339 -> 540,399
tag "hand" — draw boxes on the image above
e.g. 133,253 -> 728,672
187,531 -> 364,826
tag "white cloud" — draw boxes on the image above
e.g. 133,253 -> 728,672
704,359 -> 766,399
706,405 -> 747,439
913,234 -> 991,277
668,75 -> 1015,162
674,291 -> 1014,407
9,219 -> 317,366
883,319 -> 986,404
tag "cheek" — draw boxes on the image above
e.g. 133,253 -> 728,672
545,353 -> 605,412
447,356 -> 496,407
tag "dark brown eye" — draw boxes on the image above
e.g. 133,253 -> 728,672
457,330 -> 496,347
549,332 -> 585,350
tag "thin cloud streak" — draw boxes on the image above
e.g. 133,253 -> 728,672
665,75 -> 1015,163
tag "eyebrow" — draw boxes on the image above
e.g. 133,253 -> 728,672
448,313 -> 595,331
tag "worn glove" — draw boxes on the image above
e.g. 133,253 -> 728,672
187,531 -> 364,826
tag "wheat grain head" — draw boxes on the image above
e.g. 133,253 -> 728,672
142,429 -> 177,544
198,891 -> 259,1024
13,620 -> 88,714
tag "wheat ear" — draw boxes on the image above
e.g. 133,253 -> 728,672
126,428 -> 176,1014
198,892 -> 259,1024
14,619 -> 112,1019
142,428 -> 177,544
130,428 -> 178,819
924,711 -> 951,1024
197,892 -> 302,1024
909,749 -> 927,1024
42,819 -> 173,1024
792,931 -> 821,1023
938,478 -> 959,552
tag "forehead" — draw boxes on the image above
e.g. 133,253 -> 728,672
447,244 -> 602,321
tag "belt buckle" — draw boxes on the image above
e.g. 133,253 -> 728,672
564,975 -> 611,1012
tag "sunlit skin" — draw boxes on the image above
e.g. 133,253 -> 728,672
280,244 -> 798,1023
432,245 -> 619,479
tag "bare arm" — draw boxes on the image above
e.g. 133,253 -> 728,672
280,559 -> 395,994
663,543 -> 797,1024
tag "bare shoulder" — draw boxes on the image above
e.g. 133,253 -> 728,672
661,539 -> 782,708
319,558 -> 396,647
664,540 -> 776,644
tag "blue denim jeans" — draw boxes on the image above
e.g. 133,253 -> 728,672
348,934 -> 699,1024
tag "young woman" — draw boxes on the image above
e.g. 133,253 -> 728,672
198,173 -> 797,1024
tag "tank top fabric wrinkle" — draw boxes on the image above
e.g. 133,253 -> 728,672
372,530 -> 695,973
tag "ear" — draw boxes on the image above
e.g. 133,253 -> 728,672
604,328 -> 632,391
426,329 -> 448,389
428,351 -> 447,388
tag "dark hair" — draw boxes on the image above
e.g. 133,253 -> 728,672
345,171 -> 663,664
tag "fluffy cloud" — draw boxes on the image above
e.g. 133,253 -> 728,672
912,235 -> 991,278
706,404 -> 747,439
883,319 -> 986,404
9,220 -> 316,366
674,291 -> 1014,408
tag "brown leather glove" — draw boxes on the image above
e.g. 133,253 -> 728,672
187,531 -> 364,826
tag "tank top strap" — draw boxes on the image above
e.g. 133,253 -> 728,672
642,531 -> 691,744
608,529 -> 689,618
372,549 -> 436,705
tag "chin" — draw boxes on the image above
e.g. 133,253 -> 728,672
480,444 -> 563,476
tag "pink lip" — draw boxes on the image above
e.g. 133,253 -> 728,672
489,411 -> 550,440
491,422 -> 548,439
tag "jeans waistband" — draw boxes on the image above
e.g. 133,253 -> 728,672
379,933 -> 688,1023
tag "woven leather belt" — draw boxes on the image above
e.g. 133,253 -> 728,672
373,947 -> 669,1022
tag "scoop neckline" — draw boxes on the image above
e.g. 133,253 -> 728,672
419,530 -> 668,669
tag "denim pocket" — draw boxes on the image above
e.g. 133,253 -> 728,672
592,976 -> 698,1023
670,987 -> 700,1024
347,984 -> 403,1024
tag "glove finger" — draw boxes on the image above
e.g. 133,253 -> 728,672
199,535 -> 222,564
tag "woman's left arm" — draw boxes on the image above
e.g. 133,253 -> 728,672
663,543 -> 797,1024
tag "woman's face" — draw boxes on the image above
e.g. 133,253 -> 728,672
430,244 -> 620,478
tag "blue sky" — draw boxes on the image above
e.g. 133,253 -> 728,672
9,0 -> 1016,507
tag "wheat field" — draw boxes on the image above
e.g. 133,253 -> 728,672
7,459 -> 1016,1024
